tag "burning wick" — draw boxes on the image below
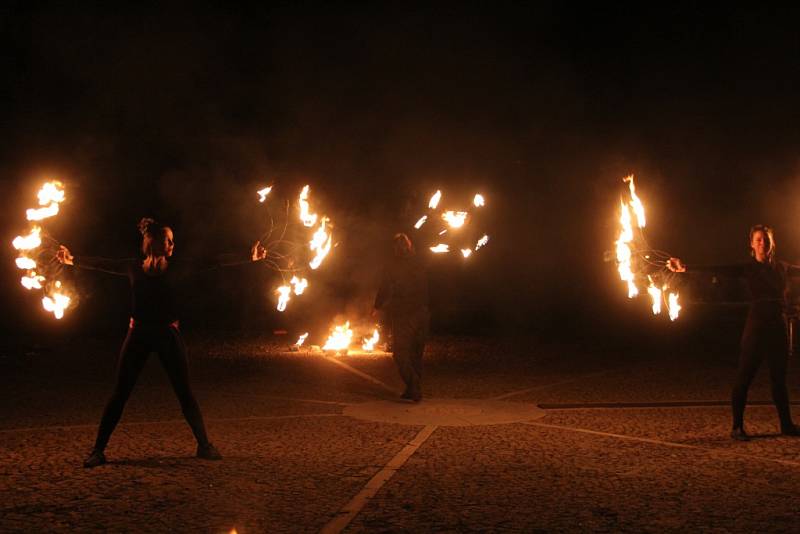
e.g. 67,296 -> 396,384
290,276 -> 308,295
647,276 -> 662,315
461,248 -> 472,258
323,321 -> 353,353
475,234 -> 489,250
299,185 -> 318,227
309,217 -> 332,270
15,257 -> 36,270
438,229 -> 448,236
473,193 -> 485,207
21,272 -> 45,290
362,329 -> 380,351
414,216 -> 427,229
442,211 -> 468,229
667,292 -> 681,321
430,244 -> 449,253
257,186 -> 273,203
428,190 -> 442,210
295,332 -> 309,347
12,226 -> 42,251
276,285 -> 291,312
42,282 -> 70,319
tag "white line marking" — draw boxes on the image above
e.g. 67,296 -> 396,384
524,421 -> 800,468
320,425 -> 438,534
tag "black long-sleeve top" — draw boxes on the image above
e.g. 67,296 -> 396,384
374,254 -> 429,316
690,259 -> 800,319
74,254 -> 252,325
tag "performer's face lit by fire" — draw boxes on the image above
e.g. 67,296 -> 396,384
146,227 -> 174,258
750,229 -> 771,263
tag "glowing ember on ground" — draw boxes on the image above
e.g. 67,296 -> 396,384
299,185 -> 318,227
276,285 -> 291,312
428,190 -> 442,209
323,321 -> 353,353
361,328 -> 380,351
257,186 -> 273,202
430,244 -> 449,253
414,215 -> 427,229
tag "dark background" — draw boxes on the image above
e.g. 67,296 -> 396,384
3,3 -> 800,348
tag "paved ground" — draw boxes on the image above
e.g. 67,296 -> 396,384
2,333 -> 800,532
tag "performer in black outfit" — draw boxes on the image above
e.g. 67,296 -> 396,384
57,218 -> 266,467
373,233 -> 430,402
668,225 -> 800,440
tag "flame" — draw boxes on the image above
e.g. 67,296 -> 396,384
362,329 -> 380,351
615,202 -> 638,298
461,248 -> 472,258
257,186 -> 273,203
37,181 -> 65,205
623,175 -> 646,228
473,193 -> 485,207
667,292 -> 681,321
414,215 -> 427,229
309,217 -> 332,270
295,332 -> 309,347
442,211 -> 468,229
276,285 -> 291,312
299,185 -> 318,227
438,229 -> 448,236
290,276 -> 308,295
12,227 -> 42,251
323,321 -> 353,352
647,277 -> 662,315
430,244 -> 449,253
21,272 -> 45,290
15,257 -> 36,270
428,190 -> 442,210
42,282 -> 70,319
26,203 -> 60,221
475,234 -> 489,250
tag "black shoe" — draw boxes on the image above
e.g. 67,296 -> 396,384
730,427 -> 750,441
780,423 -> 800,436
83,449 -> 106,468
197,442 -> 223,460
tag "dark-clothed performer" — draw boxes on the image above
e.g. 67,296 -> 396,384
669,224 -> 800,441
374,233 -> 430,402
57,218 -> 266,467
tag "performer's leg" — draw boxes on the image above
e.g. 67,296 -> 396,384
731,322 -> 764,430
156,327 -> 211,448
93,328 -> 149,451
766,327 -> 794,429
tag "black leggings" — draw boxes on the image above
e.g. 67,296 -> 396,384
391,309 -> 429,396
93,325 -> 210,451
732,316 -> 792,429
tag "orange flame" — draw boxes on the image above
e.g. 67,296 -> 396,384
295,332 -> 309,347
461,248 -> 472,258
15,257 -> 36,270
309,217 -> 332,270
623,175 -> 646,228
475,234 -> 489,250
37,181 -> 65,205
21,272 -> 45,290
323,321 -> 353,352
257,186 -> 273,202
12,227 -> 42,251
290,276 -> 308,295
26,203 -> 60,221
428,190 -> 442,209
430,244 -> 449,253
667,292 -> 681,321
276,285 -> 291,312
299,185 -> 318,227
442,211 -> 468,229
362,328 -> 380,351
646,276 -> 662,315
414,215 -> 427,229
42,282 -> 70,319
473,193 -> 485,207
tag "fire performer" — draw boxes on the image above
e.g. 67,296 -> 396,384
373,233 -> 430,402
668,225 -> 800,440
56,218 -> 266,467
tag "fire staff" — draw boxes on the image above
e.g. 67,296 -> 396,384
668,224 -> 800,440
373,233 -> 430,402
57,218 -> 266,468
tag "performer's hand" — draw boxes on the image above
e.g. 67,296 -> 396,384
56,245 -> 74,265
251,241 -> 267,261
666,257 -> 686,273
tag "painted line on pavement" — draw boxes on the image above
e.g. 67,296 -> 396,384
320,424 -> 438,534
524,421 -> 800,468
540,400 -> 800,410
322,355 -> 398,394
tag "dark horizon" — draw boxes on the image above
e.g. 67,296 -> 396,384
3,4 -> 800,342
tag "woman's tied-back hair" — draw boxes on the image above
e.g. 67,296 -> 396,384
749,224 -> 776,263
138,217 -> 166,256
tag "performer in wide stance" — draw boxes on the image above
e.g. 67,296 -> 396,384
668,224 -> 800,440
58,218 -> 265,467
373,233 -> 430,402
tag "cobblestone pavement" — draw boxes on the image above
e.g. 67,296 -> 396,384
2,334 -> 800,532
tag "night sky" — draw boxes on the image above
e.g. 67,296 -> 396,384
3,3 -> 800,340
